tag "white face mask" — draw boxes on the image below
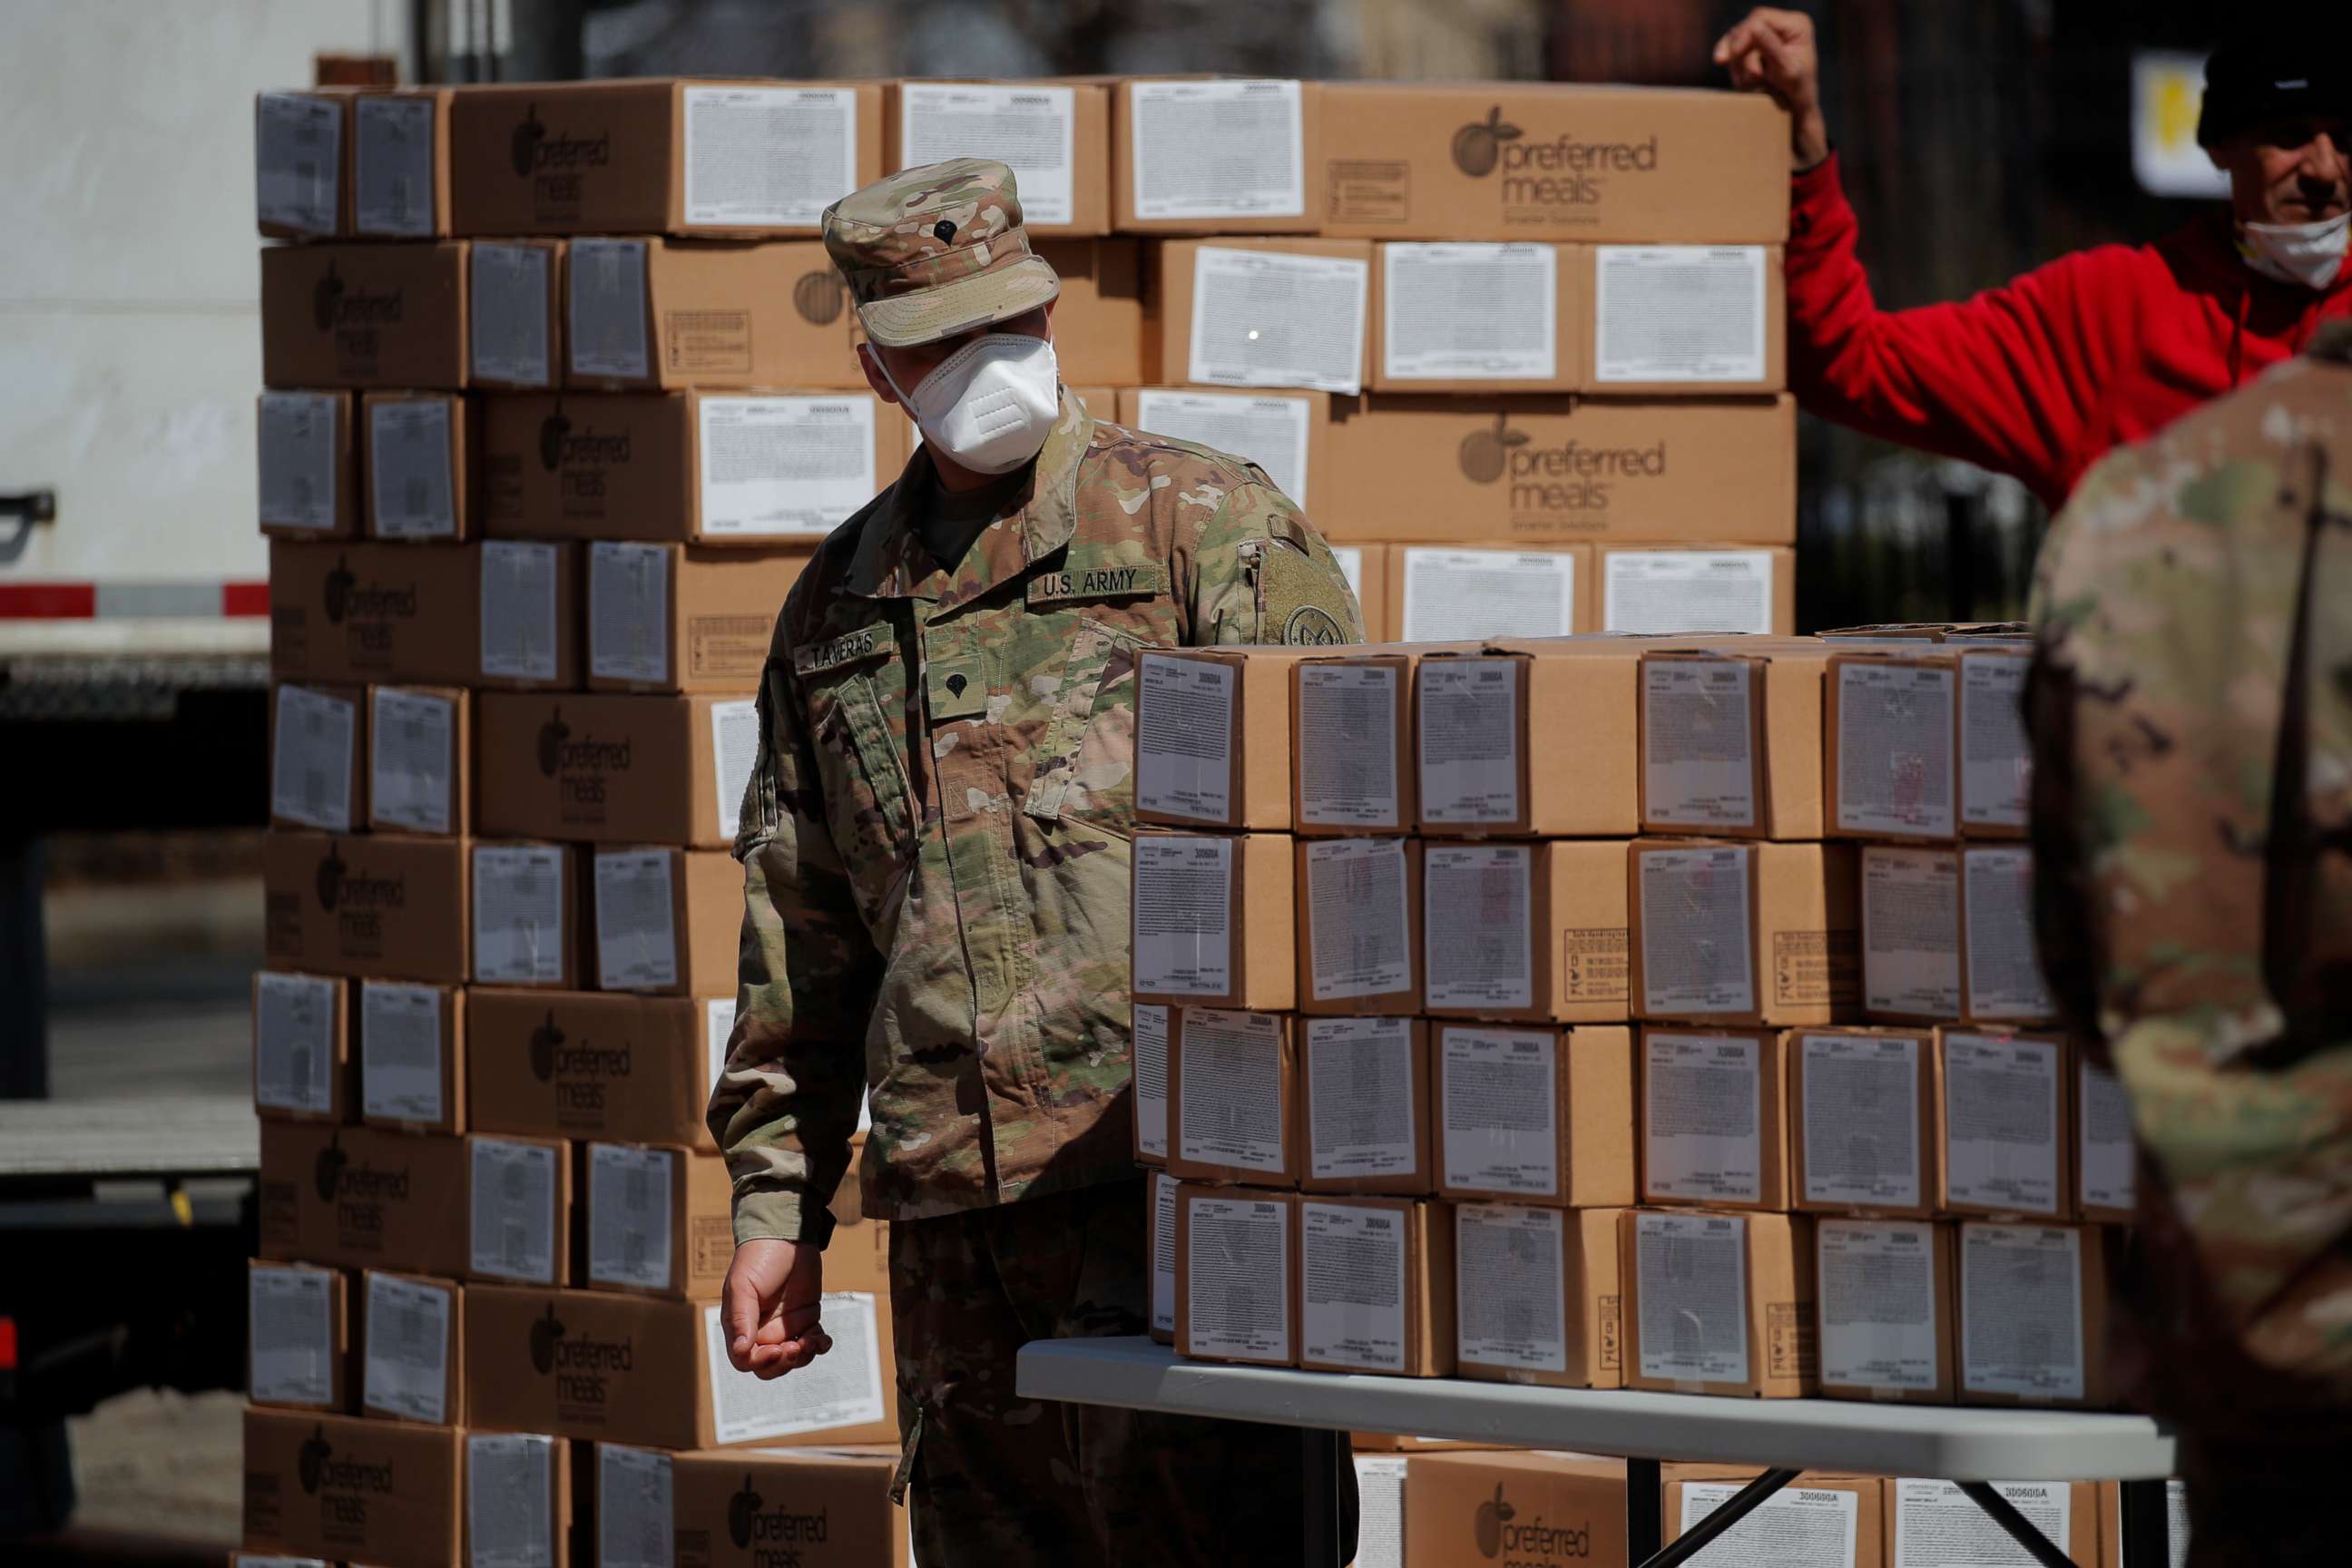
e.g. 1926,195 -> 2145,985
2239,211 -> 2350,289
878,332 -> 1061,475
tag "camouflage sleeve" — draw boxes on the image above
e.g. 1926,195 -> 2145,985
707,656 -> 883,1250
2024,474 -> 2103,1044
1180,473 -> 1366,648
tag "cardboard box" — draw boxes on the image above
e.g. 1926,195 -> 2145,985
1860,845 -> 1961,1023
351,88 -> 454,238
1958,646 -> 2032,838
467,988 -> 721,1151
1349,1432 -> 1510,1454
358,1269 -> 466,1426
1330,544 -> 1390,642
1435,1023 -> 1633,1207
1420,840 -> 1552,1020
270,681 -> 368,835
585,543 -> 807,695
1961,846 -> 2058,1025
1789,1028 -> 1940,1219
1317,82 -> 1788,242
620,1443 -> 912,1568
561,238 -> 866,392
1936,1029 -> 2073,1220
463,1431 -> 574,1568
481,389 -> 891,544
590,847 -> 741,996
477,691 -> 759,848
1324,395 -> 1796,544
1299,1015 -> 1431,1195
1827,652 -> 1961,842
1548,838 -> 1632,1024
261,241 -> 469,390
1815,1219 -> 1955,1403
1132,1002 -> 1171,1167
1297,1196 -> 1455,1377
362,392 -> 471,542
1597,544 -> 1796,636
477,539 -> 586,690
252,970 -> 354,1123
240,1406 -> 461,1568
1640,1026 -> 1789,1210
1033,239 -> 1145,387
1389,544 -> 1586,642
1290,652 -> 1416,835
1574,244 -> 1787,395
358,978 -> 466,1134
1118,387 -> 1329,511
1454,1205 -> 1624,1388
472,840 -> 585,990
470,238 -> 565,391
1404,1450 -> 1627,1566
367,684 -> 471,836
1664,1467 -> 1884,1568
1638,652 -> 1764,837
1370,242 -> 1579,393
1413,652 -> 1531,835
1622,1207 -> 1818,1397
449,80 -> 884,237
1166,1008 -> 1299,1188
1148,238 -> 1372,395
1174,1184 -> 1296,1367
249,1259 -> 351,1413
1133,649 -> 1311,830
270,540 -> 582,691
1114,79 -> 1323,234
1295,837 -> 1422,1014
2076,1057 -> 2136,1225
259,390 -> 360,539
462,1283 -> 897,1449
583,1142 -> 734,1299
886,79 -> 1110,235
1887,1479 -> 2100,1563
256,89 -> 349,239
263,829 -> 466,985
257,1122 -> 472,1277
466,1132 -> 573,1288
1629,838 -> 1859,1028
1149,1168 -> 1178,1344
1130,831 -> 1296,1009
2095,1479 -> 2190,1568
1427,640 -> 1642,838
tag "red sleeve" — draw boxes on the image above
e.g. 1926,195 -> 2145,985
1787,152 -> 2122,506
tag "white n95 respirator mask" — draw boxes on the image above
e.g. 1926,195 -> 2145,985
879,332 -> 1062,475
2239,211 -> 2350,290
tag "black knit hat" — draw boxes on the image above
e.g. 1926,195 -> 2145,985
2198,42 -> 2352,148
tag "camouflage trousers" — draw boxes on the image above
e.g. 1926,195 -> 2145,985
887,1176 -> 1355,1566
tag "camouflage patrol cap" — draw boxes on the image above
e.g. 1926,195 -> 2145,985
821,158 -> 1061,349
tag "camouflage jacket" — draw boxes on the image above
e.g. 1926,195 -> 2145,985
710,388 -> 1362,1245
2029,322 -> 2352,1398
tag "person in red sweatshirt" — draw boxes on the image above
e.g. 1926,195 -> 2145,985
1715,9 -> 2352,506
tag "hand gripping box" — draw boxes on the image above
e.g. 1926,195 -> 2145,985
1454,1204 -> 1624,1388
241,1406 -> 461,1568
1166,1007 -> 1300,1189
1434,1023 -> 1633,1208
1130,831 -> 1296,1010
1622,1208 -> 1818,1397
1297,1196 -> 1455,1377
248,1259 -> 352,1414
251,970 -> 353,1124
1637,1026 -> 1790,1211
1788,1027 -> 1940,1219
1115,79 -> 1324,234
1174,1184 -> 1297,1367
467,988 -> 723,1150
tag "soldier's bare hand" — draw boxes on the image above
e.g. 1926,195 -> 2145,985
1713,7 -> 1831,169
723,1239 -> 833,1380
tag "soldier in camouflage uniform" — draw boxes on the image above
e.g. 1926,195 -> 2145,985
2030,320 -> 2352,1564
707,160 -> 1363,1566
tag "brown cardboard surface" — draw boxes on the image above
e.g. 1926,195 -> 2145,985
1036,239 -> 1144,386
1420,840 -> 1553,1021
1573,244 -> 1788,395
1859,845 -> 1962,1023
466,988 -> 718,1151
1174,1184 -> 1298,1367
1348,1433 -> 1510,1452
1639,1025 -> 1789,1210
589,847 -> 741,996
1936,1028 -> 2073,1220
1297,1196 -> 1455,1377
1298,1015 -> 1431,1196
1130,831 -> 1297,1009
1133,648 -> 1307,831
465,1132 -> 574,1288
1788,1027 -> 1940,1219
1403,1450 -> 1627,1566
1886,1479 -> 2101,1563
1815,1219 -> 1956,1404
1593,544 -> 1798,636
566,239 -> 867,392
1826,651 -> 1962,843
1290,652 -> 1416,835
263,829 -> 467,985
365,684 -> 471,836
2075,1056 -> 2136,1226
659,1445 -> 912,1568
270,541 -> 475,689
357,978 -> 466,1135
1294,837 -> 1422,1014
1387,544 -> 1587,642
478,690 -> 754,847
1957,646 -> 2033,838
1413,651 -> 1534,837
255,89 -> 351,239
270,681 -> 368,834
1958,845 -> 2060,1027
240,1406 -> 461,1568
1760,840 -> 1861,1027
1664,1469 -> 1884,1568
1116,387 -> 1331,515
1547,838 -> 1632,1022
1318,82 -> 1788,242
583,1143 -> 734,1300
1114,80 -> 1324,234
262,241 -> 469,390
357,1269 -> 466,1426
1454,1204 -> 1626,1388
1324,395 -> 1796,544
364,398 -> 468,544
1434,1023 -> 1632,1207
1348,545 -> 1392,642
1638,652 -> 1765,837
885,78 -> 1110,236
470,840 -> 587,990
585,543 -> 808,695
462,1430 -> 575,1568
1629,837 -> 1762,1026
247,1259 -> 351,1413
1147,238 -> 1372,389
251,970 -> 354,1123
1368,241 -> 1579,393
257,1122 -> 472,1278
351,88 -> 454,238
469,238 -> 566,391
1622,1207 -> 1818,1397
258,391 -> 360,539
1167,1008 -> 1299,1188
1509,637 -> 1642,836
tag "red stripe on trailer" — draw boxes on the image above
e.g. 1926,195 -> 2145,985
222,582 -> 270,617
0,582 -> 270,618
0,583 -> 97,618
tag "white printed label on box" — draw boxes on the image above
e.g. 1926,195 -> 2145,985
1133,1003 -> 1171,1160
473,845 -> 567,985
705,996 -> 737,1098
1608,550 -> 1776,635
1644,1032 -> 1764,1202
1963,1230 -> 2091,1399
471,243 -> 553,387
480,540 -> 561,682
1189,246 -> 1367,394
1863,847 -> 1961,1017
710,698 -> 760,842
1424,845 -> 1534,1012
899,83 -> 1076,226
254,971 -> 337,1116
370,687 -> 456,833
1304,838 -> 1413,1000
1455,1203 -> 1567,1371
1183,1194 -> 1290,1360
568,237 -> 651,379
1681,1481 -> 1858,1568
1383,243 -> 1558,381
467,1432 -> 555,1568
1306,1016 -> 1416,1181
1642,658 -> 1757,828
1895,1479 -> 2074,1568
271,683 -> 356,832
353,94 -> 436,237
1960,652 -> 2032,828
1594,246 -> 1768,384
256,93 -> 342,234
470,1137 -> 559,1283
1441,1026 -> 1558,1197
1801,1033 -> 1923,1208
1944,1034 -> 2062,1214
1837,662 -> 1957,838
1135,653 -> 1235,823
1818,1220 -> 1940,1392
697,396 -> 877,536
1131,79 -> 1305,220
1177,1008 -> 1287,1173
1297,664 -> 1401,828
702,1292 -> 887,1441
1635,1210 -> 1750,1385
1353,1455 -> 1408,1568
2078,1062 -> 2135,1212
590,1142 -> 676,1290
590,542 -> 671,685
361,981 -> 445,1124
1400,547 -> 1576,642
1418,658 -> 1521,824
259,391 -> 339,531
683,85 -> 859,227
249,1265 -> 335,1406
368,398 -> 457,539
1301,1200 -> 1409,1371
363,1271 -> 453,1425
1637,847 -> 1756,1015
1964,848 -> 2053,1020
1132,834 -> 1233,995
596,849 -> 680,991
598,1447 -> 675,1568
1133,389 -> 1313,505
1151,1171 -> 1179,1336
